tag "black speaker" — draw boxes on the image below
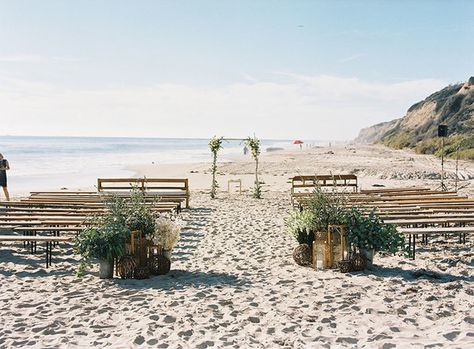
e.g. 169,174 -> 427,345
438,124 -> 448,137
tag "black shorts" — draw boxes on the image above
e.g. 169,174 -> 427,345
0,171 -> 6,187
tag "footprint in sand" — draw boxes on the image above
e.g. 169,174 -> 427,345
134,335 -> 145,345
381,344 -> 396,349
336,337 -> 358,345
163,315 -> 176,323
443,331 -> 461,341
197,340 -> 215,348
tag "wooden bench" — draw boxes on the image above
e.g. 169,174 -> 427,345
0,235 -> 73,267
97,178 -> 190,208
291,174 -> 357,205
0,215 -> 87,221
1,201 -> 177,214
385,217 -> 474,226
30,191 -> 97,195
397,226 -> 474,259
360,187 -> 430,194
0,221 -> 92,230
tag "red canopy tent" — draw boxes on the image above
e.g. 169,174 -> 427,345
293,140 -> 304,149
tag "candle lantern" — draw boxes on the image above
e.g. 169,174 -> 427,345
133,230 -> 152,279
312,231 -> 328,269
328,225 -> 347,267
312,225 -> 348,269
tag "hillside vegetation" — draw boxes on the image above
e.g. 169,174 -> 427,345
356,77 -> 474,160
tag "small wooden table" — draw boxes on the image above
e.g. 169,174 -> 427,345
228,179 -> 242,193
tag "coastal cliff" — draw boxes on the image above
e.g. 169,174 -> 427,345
356,77 -> 474,159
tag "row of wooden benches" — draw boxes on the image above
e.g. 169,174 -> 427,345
290,175 -> 473,259
0,177 -> 190,267
364,189 -> 474,259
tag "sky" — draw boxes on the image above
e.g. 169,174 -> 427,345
0,0 -> 473,140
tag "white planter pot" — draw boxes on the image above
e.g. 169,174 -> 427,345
162,249 -> 172,261
360,249 -> 375,268
99,259 -> 114,279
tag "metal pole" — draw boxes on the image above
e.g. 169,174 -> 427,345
455,145 -> 459,192
440,137 -> 443,190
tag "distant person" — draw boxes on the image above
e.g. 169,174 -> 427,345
243,146 -> 248,155
0,153 -> 10,201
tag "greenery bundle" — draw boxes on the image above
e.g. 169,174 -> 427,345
286,186 -> 406,256
74,221 -> 129,276
245,136 -> 262,198
123,188 -> 157,237
285,210 -> 316,245
209,136 -> 223,198
75,187 -> 159,275
304,187 -> 348,232
344,208 -> 406,254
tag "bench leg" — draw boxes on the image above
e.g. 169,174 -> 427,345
54,229 -> 60,247
412,234 -> 416,260
27,231 -> 33,253
45,241 -> 50,268
407,235 -> 411,259
408,234 -> 416,260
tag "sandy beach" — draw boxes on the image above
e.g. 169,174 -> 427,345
1,144 -> 473,348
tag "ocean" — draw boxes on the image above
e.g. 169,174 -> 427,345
0,136 -> 294,194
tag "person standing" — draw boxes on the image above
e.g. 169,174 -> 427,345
0,153 -> 10,201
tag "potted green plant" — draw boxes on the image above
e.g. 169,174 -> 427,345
286,187 -> 406,270
286,209 -> 316,244
74,221 -> 129,278
285,209 -> 317,265
152,218 -> 180,260
120,189 -> 157,239
304,188 -> 348,232
344,208 -> 406,267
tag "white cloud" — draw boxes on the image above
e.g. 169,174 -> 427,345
0,75 -> 446,140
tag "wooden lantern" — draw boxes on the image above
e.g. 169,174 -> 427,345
328,225 -> 347,267
119,230 -> 152,279
116,230 -> 142,279
312,225 -> 347,269
312,231 -> 328,269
